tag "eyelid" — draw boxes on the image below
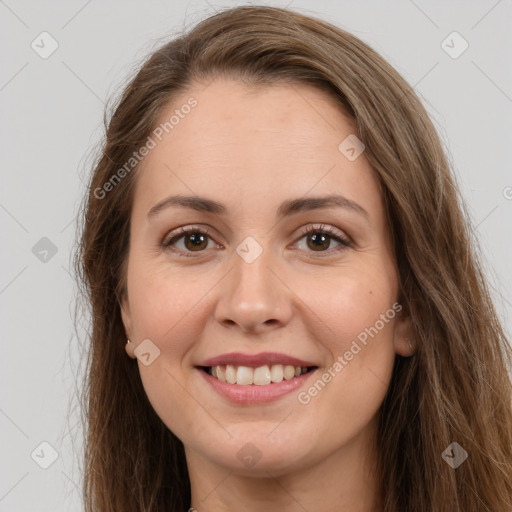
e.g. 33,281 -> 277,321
162,224 -> 217,246
290,223 -> 352,255
294,223 -> 350,243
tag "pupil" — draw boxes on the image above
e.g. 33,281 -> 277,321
309,233 -> 329,250
187,233 -> 207,250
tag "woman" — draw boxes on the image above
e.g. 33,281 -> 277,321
75,5 -> 512,511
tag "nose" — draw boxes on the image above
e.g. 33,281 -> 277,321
214,246 -> 293,334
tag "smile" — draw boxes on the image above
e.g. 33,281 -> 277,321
196,351 -> 319,403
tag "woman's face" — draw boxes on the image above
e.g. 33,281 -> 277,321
121,77 -> 413,476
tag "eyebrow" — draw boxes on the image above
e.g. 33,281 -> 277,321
147,194 -> 369,220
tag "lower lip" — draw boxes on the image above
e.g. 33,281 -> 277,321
197,368 -> 318,404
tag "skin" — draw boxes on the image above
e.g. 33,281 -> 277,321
121,77 -> 414,512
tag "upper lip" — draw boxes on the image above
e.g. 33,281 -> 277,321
198,352 -> 318,368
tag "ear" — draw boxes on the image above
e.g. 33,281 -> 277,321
393,307 -> 415,357
120,294 -> 136,359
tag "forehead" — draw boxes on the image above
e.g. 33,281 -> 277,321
131,78 -> 383,223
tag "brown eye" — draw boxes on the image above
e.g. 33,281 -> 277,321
294,224 -> 352,255
305,232 -> 332,251
182,232 -> 209,251
162,226 -> 217,255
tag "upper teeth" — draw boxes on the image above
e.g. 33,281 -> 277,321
210,364 -> 308,385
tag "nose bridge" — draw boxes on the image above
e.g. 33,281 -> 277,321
214,238 -> 292,332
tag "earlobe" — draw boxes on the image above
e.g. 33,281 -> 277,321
125,339 -> 136,358
397,337 -> 415,357
394,311 -> 416,357
120,296 -> 136,358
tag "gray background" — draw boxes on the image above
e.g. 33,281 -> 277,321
1,0 -> 511,510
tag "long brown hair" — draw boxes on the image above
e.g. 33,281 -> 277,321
74,5 -> 512,511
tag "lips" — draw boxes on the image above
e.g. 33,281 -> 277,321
195,352 -> 319,403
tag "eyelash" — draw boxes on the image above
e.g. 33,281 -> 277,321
161,224 -> 352,258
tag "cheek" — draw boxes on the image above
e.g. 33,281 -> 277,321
126,265 -> 212,436
127,259 -> 201,335
289,259 -> 398,418
290,259 -> 398,353
295,277 -> 397,449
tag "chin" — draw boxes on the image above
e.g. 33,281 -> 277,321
190,429 -> 319,476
